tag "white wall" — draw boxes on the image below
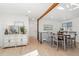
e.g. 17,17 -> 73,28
39,18 -> 61,33
39,17 -> 61,40
29,18 -> 37,38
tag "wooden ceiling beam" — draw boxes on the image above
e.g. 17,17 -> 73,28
37,3 -> 59,21
37,3 -> 59,42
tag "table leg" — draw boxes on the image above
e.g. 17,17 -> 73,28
74,39 -> 76,48
64,36 -> 66,50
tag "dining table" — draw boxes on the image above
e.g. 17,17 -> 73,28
39,31 -> 76,50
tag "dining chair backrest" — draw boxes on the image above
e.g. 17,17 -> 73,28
69,32 -> 76,39
53,33 -> 58,40
48,32 -> 53,42
50,32 -> 53,37
58,34 -> 63,40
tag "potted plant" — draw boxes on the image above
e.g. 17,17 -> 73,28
20,26 -> 26,34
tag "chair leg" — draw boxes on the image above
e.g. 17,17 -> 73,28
71,40 -> 73,48
51,39 -> 53,47
74,40 -> 76,48
66,40 -> 69,48
53,41 -> 54,47
64,40 -> 66,50
57,42 -> 59,50
62,41 -> 64,50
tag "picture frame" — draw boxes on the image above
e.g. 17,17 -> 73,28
43,24 -> 53,31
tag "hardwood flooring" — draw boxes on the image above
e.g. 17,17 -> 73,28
0,37 -> 79,56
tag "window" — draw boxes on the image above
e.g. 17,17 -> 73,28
62,22 -> 72,31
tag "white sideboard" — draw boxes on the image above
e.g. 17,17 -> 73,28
0,34 -> 28,48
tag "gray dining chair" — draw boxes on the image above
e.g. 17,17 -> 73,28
69,32 -> 77,48
64,33 -> 71,49
53,33 -> 66,50
49,32 -> 53,47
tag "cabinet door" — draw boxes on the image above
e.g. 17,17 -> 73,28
10,42 -> 15,47
3,42 -> 9,47
0,37 -> 3,48
3,40 -> 10,47
16,35 -> 21,45
20,36 -> 28,45
16,35 -> 28,46
9,37 -> 16,47
3,35 -> 10,47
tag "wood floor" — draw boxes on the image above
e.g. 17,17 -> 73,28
0,37 -> 79,56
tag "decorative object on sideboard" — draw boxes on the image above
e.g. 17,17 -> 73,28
4,28 -> 8,35
20,26 -> 26,34
9,25 -> 18,34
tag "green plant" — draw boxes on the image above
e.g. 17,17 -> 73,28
20,26 -> 26,34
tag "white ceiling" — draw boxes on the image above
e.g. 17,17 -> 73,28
0,3 -> 50,19
0,3 -> 79,20
47,3 -> 79,21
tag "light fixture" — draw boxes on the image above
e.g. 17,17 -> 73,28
27,10 -> 31,14
25,10 -> 31,16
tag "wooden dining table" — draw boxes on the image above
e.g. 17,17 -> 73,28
39,31 -> 76,50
